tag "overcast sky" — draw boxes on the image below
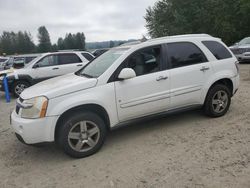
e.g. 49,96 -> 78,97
0,0 -> 158,44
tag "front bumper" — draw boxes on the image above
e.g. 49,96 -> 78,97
236,53 -> 250,62
10,110 -> 59,144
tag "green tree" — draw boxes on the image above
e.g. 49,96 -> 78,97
37,26 -> 52,52
17,31 -> 35,54
74,32 -> 86,50
109,40 -> 114,48
64,33 -> 75,49
57,37 -> 65,50
145,0 -> 250,45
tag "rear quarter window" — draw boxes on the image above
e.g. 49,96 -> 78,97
202,41 -> 232,60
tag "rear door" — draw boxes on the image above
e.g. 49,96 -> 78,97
167,42 -> 213,108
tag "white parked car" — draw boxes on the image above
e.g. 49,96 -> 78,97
0,51 -> 94,97
11,34 -> 239,158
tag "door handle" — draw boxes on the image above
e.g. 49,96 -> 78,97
156,76 -> 168,81
52,67 -> 59,70
200,66 -> 210,72
77,64 -> 83,67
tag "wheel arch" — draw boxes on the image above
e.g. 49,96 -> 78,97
54,103 -> 111,140
209,78 -> 233,96
203,78 -> 233,105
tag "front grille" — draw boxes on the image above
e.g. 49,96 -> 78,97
230,48 -> 240,55
239,48 -> 250,54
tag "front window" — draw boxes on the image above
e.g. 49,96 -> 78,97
126,46 -> 161,76
77,48 -> 129,78
25,55 -> 42,67
35,55 -> 58,67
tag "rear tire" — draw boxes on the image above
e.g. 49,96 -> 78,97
56,112 -> 107,158
204,84 -> 231,117
13,80 -> 30,98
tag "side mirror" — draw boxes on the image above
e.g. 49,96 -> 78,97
118,68 -> 136,80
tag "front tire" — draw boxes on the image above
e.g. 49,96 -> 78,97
57,112 -> 107,158
204,84 -> 231,117
13,80 -> 30,98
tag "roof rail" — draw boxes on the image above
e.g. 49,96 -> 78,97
148,34 -> 212,42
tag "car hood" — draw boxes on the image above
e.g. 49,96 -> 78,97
230,44 -> 250,49
20,73 -> 98,99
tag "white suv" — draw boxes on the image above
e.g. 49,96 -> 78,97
0,51 -> 94,97
10,34 -> 240,158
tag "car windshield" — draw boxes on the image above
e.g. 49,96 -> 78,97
239,37 -> 250,45
24,55 -> 42,67
77,48 -> 129,78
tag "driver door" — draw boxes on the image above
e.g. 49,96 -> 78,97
114,45 -> 171,122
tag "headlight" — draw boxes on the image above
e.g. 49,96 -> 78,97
20,96 -> 48,119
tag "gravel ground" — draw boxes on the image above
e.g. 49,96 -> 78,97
0,64 -> 250,188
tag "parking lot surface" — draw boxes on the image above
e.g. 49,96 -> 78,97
0,64 -> 250,188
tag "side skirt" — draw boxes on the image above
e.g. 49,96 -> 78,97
110,104 -> 203,131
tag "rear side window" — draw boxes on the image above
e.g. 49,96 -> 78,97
81,53 -> 94,61
202,41 -> 232,60
58,53 -> 82,65
168,42 -> 207,68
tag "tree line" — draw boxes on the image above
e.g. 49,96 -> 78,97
0,26 -> 86,55
145,0 -> 250,45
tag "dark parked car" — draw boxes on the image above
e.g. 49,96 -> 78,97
92,48 -> 109,57
229,37 -> 250,63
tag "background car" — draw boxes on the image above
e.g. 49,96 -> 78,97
0,57 -> 9,71
92,48 -> 109,57
3,54 -> 41,70
0,51 -> 94,97
229,37 -> 250,62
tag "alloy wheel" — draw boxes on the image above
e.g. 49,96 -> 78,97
67,121 -> 100,152
212,90 -> 228,113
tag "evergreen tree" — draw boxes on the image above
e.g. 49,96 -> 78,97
109,41 -> 114,48
57,37 -> 64,50
37,26 -> 52,52
74,32 -> 85,50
